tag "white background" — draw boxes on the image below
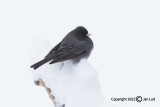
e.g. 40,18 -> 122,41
0,0 -> 160,107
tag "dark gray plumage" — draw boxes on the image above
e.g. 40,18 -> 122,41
31,26 -> 93,70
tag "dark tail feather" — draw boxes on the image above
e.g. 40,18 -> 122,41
30,58 -> 51,70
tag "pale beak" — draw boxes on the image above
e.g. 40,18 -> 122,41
86,33 -> 92,36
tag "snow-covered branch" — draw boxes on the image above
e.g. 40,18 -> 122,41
30,38 -> 114,107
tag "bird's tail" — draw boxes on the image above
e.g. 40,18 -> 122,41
30,58 -> 51,70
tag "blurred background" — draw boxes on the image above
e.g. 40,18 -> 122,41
0,0 -> 159,107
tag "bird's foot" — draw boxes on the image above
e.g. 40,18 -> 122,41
60,62 -> 64,69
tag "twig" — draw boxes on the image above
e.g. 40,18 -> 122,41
39,79 -> 56,107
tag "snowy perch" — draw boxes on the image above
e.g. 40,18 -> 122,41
30,38 -> 114,107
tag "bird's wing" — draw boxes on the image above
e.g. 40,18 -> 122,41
47,36 -> 86,63
45,42 -> 61,58
49,49 -> 84,64
58,35 -> 86,54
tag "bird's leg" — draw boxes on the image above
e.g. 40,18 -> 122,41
60,62 -> 64,69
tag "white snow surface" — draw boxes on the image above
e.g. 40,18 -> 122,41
30,38 -> 114,107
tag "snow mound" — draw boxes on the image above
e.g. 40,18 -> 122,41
30,38 -> 115,107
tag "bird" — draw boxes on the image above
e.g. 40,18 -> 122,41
30,26 -> 93,70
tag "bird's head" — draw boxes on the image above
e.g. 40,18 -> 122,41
74,26 -> 92,38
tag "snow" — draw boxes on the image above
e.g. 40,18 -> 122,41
30,38 -> 115,107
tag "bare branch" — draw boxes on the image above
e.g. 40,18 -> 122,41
39,79 -> 56,107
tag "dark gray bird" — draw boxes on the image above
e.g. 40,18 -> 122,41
31,26 -> 93,70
